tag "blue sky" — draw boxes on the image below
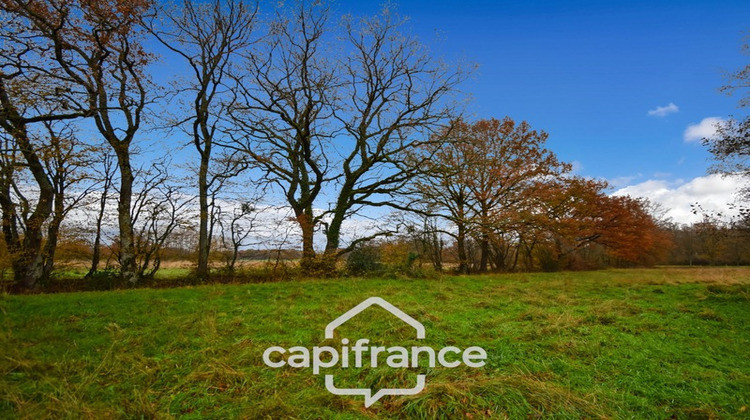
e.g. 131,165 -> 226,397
150,0 -> 748,224
365,0 -> 748,185
321,0 -> 747,222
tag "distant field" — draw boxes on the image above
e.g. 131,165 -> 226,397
1,267 -> 749,418
49,259 -> 300,281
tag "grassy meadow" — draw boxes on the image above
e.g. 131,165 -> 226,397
1,267 -> 749,418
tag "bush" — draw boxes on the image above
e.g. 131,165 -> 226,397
85,269 -> 120,291
299,253 -> 340,278
346,244 -> 382,276
536,247 -> 562,272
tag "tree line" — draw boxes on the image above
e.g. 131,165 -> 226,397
1,0 -> 747,292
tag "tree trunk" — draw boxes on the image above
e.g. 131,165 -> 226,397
196,148 -> 210,281
511,244 -> 520,272
115,152 -> 137,284
324,211 -> 344,256
2,184 -> 50,291
298,208 -> 317,270
4,124 -> 54,290
230,243 -> 240,272
456,222 -> 469,274
478,233 -> 489,273
88,223 -> 103,276
86,187 -> 108,277
86,163 -> 112,277
41,184 -> 66,281
431,230 -> 443,272
323,181 -> 354,260
493,242 -> 506,271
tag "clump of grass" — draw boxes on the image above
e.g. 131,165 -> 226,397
706,284 -> 750,301
397,372 -> 607,418
697,308 -> 725,322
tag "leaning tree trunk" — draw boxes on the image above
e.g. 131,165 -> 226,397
321,189 -> 354,275
2,123 -> 54,290
41,186 -> 66,281
323,212 -> 344,256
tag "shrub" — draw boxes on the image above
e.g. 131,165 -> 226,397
300,253 -> 340,278
85,269 -> 120,291
346,244 -> 382,276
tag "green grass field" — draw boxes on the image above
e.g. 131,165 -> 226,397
1,267 -> 749,418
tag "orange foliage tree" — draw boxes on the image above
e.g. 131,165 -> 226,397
419,117 -> 672,273
418,117 -> 570,272
539,178 -> 672,269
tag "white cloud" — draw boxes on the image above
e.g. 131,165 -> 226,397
612,174 -> 746,224
607,173 -> 642,188
683,117 -> 724,142
648,102 -> 679,117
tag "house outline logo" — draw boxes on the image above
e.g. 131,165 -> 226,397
323,297 -> 426,407
324,296 -> 425,339
261,296 -> 487,408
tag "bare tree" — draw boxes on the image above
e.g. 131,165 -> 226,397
217,200 -> 259,272
227,1 -> 336,270
146,0 -> 256,281
0,3 -> 96,289
130,161 -> 193,279
39,121 -> 96,278
1,0 -> 156,284
413,123 -> 474,273
406,216 -> 444,271
706,33 -> 750,202
322,7 -> 465,261
0,119 -> 93,288
206,150 -> 250,263
227,4 -> 466,273
86,151 -> 117,278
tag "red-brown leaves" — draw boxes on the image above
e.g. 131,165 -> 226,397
421,117 -> 671,271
